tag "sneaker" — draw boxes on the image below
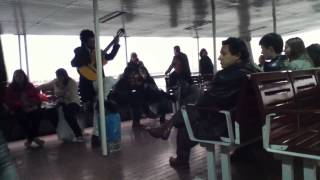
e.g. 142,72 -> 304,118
73,136 -> 85,143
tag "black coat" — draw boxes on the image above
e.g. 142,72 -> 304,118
70,44 -> 120,102
195,62 -> 259,140
199,55 -> 214,75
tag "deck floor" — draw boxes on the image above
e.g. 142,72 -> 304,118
7,117 -> 292,180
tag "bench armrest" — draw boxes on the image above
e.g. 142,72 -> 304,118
181,105 -> 236,146
262,113 -> 275,149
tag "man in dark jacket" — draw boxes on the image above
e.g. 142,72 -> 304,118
111,52 -> 171,127
199,48 -> 214,75
71,29 -> 120,146
165,46 -> 192,87
71,29 -> 120,104
148,37 -> 260,167
259,32 -> 288,72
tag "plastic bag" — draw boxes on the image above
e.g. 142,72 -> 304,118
56,106 -> 75,142
106,113 -> 121,143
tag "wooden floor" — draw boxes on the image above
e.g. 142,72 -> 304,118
7,117 -> 290,180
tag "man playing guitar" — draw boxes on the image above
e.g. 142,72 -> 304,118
71,29 -> 121,146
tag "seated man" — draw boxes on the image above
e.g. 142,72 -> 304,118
38,68 -> 84,142
148,37 -> 260,167
110,52 -> 173,128
259,32 -> 288,72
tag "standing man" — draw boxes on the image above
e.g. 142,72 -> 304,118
199,48 -> 214,75
165,46 -> 192,88
71,29 -> 120,146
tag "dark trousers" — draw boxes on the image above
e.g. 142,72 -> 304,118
46,103 -> 82,137
176,127 -> 198,161
61,103 -> 82,137
15,109 -> 41,141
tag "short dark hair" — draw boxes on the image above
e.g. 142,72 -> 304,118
222,37 -> 250,63
307,43 -> 320,67
80,29 -> 94,44
174,46 -> 180,53
200,48 -> 207,55
259,33 -> 283,54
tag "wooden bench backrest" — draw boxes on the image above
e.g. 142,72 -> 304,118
289,70 -> 320,129
250,71 -> 298,143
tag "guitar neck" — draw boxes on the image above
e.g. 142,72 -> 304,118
103,35 -> 119,52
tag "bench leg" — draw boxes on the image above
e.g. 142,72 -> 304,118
281,156 -> 294,180
220,146 -> 232,180
303,159 -> 317,180
206,145 -> 218,180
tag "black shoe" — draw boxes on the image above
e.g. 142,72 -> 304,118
147,126 -> 171,140
91,135 -> 100,148
169,157 -> 189,168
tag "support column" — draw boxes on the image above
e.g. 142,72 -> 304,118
93,0 -> 108,156
210,0 -> 217,73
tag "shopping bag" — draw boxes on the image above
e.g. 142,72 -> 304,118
56,106 -> 75,141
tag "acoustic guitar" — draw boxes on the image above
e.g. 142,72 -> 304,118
78,28 -> 125,81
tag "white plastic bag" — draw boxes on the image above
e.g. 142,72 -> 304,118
56,106 -> 75,141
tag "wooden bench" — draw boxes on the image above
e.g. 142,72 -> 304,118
251,69 -> 320,180
182,69 -> 320,180
181,76 -> 262,180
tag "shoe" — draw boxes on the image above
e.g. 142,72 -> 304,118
169,157 -> 189,168
91,135 -> 101,148
147,126 -> 171,140
132,122 -> 146,129
24,140 -> 32,148
33,138 -> 45,147
73,136 -> 85,143
159,118 -> 166,125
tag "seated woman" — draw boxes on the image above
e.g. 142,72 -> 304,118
38,68 -> 84,142
148,37 -> 260,167
284,37 -> 314,70
5,69 -> 44,148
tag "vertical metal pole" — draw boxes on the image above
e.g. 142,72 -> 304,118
121,14 -> 129,64
210,0 -> 217,73
18,35 -> 22,69
272,0 -> 277,33
195,29 -> 200,72
23,34 -> 29,77
93,0 -> 108,156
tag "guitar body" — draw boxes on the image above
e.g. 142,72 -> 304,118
78,65 -> 98,81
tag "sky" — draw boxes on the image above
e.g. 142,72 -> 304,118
2,29 -> 320,88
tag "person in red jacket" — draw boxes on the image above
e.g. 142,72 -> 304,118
5,69 -> 44,148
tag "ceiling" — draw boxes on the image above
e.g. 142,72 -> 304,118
1,0 -> 320,37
